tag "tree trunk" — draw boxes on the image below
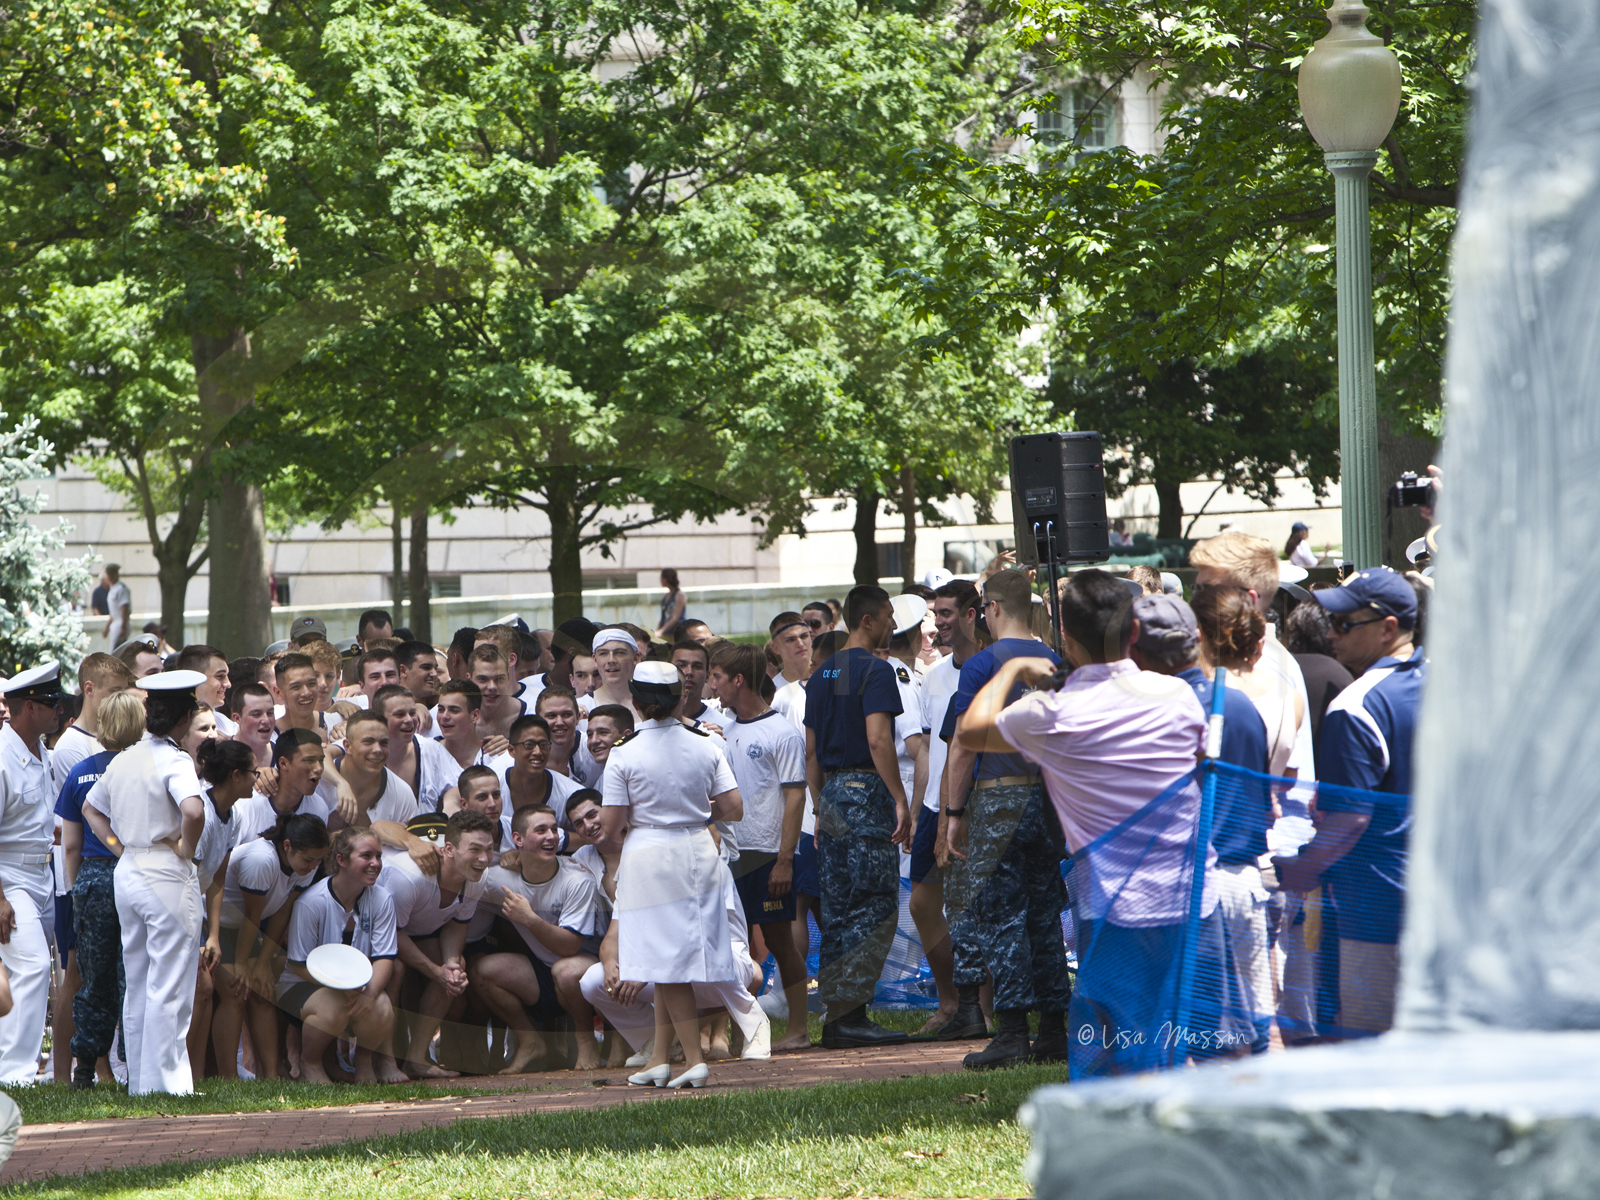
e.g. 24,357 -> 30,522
408,505 -> 432,645
154,550 -> 192,650
900,464 -> 917,591
194,329 -> 271,657
546,476 -> 585,625
853,483 -> 880,585
390,506 -> 406,632
1155,479 -> 1183,540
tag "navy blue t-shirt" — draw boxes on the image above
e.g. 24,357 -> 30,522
1179,668 -> 1272,864
942,638 -> 1061,779
804,648 -> 903,770
54,748 -> 118,860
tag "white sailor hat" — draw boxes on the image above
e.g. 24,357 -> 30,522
3,662 -> 63,702
890,593 -> 928,637
633,661 -> 680,687
142,669 -> 207,693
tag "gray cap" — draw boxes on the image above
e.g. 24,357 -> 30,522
1133,594 -> 1198,657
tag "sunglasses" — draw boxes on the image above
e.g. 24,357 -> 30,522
1329,610 -> 1386,634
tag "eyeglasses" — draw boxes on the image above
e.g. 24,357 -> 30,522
513,738 -> 552,753
1329,611 -> 1386,634
804,618 -> 826,631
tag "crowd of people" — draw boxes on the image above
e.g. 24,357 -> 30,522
0,528 -> 1426,1094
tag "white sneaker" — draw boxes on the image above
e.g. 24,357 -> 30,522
740,1014 -> 772,1060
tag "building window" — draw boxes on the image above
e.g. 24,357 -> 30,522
1036,86 -> 1117,152
431,575 -> 462,599
582,570 -> 637,591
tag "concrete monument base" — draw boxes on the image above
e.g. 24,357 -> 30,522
1022,1031 -> 1600,1200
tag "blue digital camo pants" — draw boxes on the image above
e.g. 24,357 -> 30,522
815,770 -> 899,1021
964,781 -> 1073,1013
71,857 -> 124,1063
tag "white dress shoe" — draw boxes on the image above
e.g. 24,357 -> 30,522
668,1062 -> 709,1089
628,1063 -> 671,1087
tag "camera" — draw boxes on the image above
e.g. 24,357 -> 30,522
1391,471 -> 1434,508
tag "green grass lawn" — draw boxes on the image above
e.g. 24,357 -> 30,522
3,1064 -> 1057,1199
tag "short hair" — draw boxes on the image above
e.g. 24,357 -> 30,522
567,788 -> 602,813
438,679 -> 483,711
79,652 -> 135,691
345,710 -> 388,737
534,684 -> 579,715
983,568 -> 1034,621
845,584 -> 891,630
355,648 -> 398,679
1126,565 -> 1163,594
104,563 -> 121,577
226,681 -> 273,717
275,652 -> 315,679
1057,570 -> 1136,662
457,765 -> 498,797
709,642 -> 775,701
672,618 -> 709,640
468,644 -> 509,673
901,583 -> 936,601
394,640 -> 438,670
307,641 -> 343,671
587,703 -> 635,732
229,656 -> 262,688
445,809 -> 497,846
197,738 -> 257,786
803,600 -> 833,621
171,643 -> 226,674
519,629 -> 541,666
618,622 -> 652,649
769,611 -> 805,636
812,630 -> 848,660
508,713 -> 552,743
933,579 -> 980,615
449,626 -> 479,661
371,683 -> 415,718
114,640 -> 159,673
554,617 -> 599,658
511,804 -> 557,836
272,727 -> 324,766
477,625 -> 522,661
357,609 -> 393,636
671,639 -> 709,668
98,690 -> 147,752
1188,532 -> 1279,602
1281,599 -> 1336,657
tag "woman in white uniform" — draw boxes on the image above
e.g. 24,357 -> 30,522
79,670 -> 209,1095
598,661 -> 743,1090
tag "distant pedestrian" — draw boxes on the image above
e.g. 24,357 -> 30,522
1285,522 -> 1319,568
654,569 -> 687,641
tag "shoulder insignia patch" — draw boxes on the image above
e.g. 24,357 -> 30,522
681,720 -> 712,736
896,666 -> 911,684
611,730 -> 638,749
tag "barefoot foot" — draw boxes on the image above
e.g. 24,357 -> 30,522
499,1030 -> 547,1076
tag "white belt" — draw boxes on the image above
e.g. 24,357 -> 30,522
0,852 -> 51,865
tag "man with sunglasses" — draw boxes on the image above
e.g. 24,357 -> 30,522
0,665 -> 64,1081
802,601 -> 836,635
1274,567 -> 1425,1037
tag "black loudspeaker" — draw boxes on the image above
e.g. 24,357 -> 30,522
1009,432 -> 1110,566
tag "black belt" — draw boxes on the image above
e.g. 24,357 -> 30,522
827,764 -> 878,775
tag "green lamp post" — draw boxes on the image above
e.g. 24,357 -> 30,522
1298,0 -> 1402,568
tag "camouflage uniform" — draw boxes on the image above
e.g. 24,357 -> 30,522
815,770 -> 899,1020
70,857 -> 125,1063
965,780 -> 1072,1013
943,847 -> 987,987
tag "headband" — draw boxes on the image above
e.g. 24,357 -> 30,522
770,621 -> 807,639
592,628 -> 638,654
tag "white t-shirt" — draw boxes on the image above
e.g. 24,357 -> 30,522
401,735 -> 466,811
487,757 -> 585,832
919,655 -> 962,813
569,843 -> 610,907
600,718 -> 738,828
106,580 -> 132,644
378,852 -> 485,937
221,834 -> 317,928
685,702 -> 733,733
194,791 -> 243,893
231,780 -> 338,842
720,709 -> 806,855
51,724 -> 102,794
213,710 -> 239,738
772,680 -> 806,732
351,767 -> 420,827
278,878 -> 398,999
467,860 -> 603,964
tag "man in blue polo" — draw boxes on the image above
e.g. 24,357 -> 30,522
1273,567 -> 1425,1036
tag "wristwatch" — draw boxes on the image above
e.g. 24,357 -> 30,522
945,807 -> 966,819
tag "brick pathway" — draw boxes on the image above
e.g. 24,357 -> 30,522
3,1043 -> 979,1186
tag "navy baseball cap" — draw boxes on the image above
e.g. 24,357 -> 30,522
1312,566 -> 1416,629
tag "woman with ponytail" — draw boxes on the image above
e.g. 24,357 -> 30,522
214,811 -> 329,1079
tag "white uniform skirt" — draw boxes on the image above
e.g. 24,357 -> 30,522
616,825 -> 735,983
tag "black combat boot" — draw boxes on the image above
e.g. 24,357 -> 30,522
70,1063 -> 96,1090
933,984 -> 990,1040
820,1006 -> 910,1049
1029,1010 -> 1070,1062
962,1009 -> 1032,1070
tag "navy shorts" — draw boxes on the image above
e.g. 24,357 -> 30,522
279,980 -> 321,1028
55,893 -> 75,955
218,926 -> 265,966
908,804 -> 941,884
793,833 -> 820,898
468,920 -> 564,1028
732,853 -> 796,927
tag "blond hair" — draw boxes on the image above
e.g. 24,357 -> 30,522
99,690 -> 148,752
1188,532 -> 1279,601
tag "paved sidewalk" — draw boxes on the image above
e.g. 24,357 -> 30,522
2,1043 -> 978,1186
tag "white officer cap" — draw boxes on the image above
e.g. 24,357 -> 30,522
634,662 -> 679,686
3,662 -> 62,701
142,669 -> 207,692
889,594 -> 928,636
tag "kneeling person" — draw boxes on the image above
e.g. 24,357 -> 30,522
467,804 -> 604,1072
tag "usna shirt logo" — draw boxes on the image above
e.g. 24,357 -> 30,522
746,745 -> 764,760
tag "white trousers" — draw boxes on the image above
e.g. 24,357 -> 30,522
115,848 -> 202,1095
579,961 -> 766,1053
0,864 -> 52,1083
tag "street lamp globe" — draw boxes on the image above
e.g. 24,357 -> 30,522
1297,0 -> 1402,152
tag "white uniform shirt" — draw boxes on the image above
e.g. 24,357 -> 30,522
772,680 -> 807,732
378,852 -> 485,937
0,723 -> 53,864
600,718 -> 738,828
231,780 -> 339,842
487,757 -> 584,832
569,843 -> 610,908
221,834 -> 317,928
888,661 -> 923,801
213,710 -> 239,738
570,738 -> 603,787
467,860 -> 603,963
919,654 -> 961,813
721,710 -> 806,855
351,767 -> 420,827
278,878 -> 398,998
402,735 -> 464,811
50,724 -> 102,795
685,701 -> 733,733
106,580 -> 132,645
86,732 -> 201,849
194,791 -> 243,892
